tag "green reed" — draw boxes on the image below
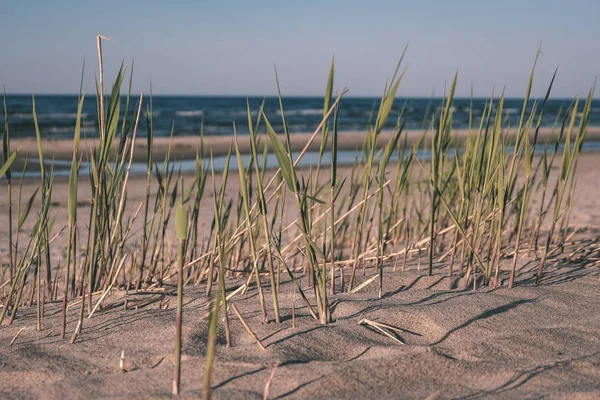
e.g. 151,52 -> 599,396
1,41 -> 597,397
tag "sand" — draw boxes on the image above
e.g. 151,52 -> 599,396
0,147 -> 599,399
5,126 -> 600,165
1,254 -> 599,399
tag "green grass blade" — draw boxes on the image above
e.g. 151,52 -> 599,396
175,203 -> 188,241
32,95 -> 45,180
2,88 -> 11,181
262,112 -> 297,192
18,187 -> 38,230
0,151 -> 16,178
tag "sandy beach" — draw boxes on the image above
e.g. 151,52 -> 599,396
1,259 -> 600,400
5,1 -> 600,398
1,140 -> 599,398
4,1 -> 600,398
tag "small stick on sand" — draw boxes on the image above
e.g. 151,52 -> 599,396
424,391 -> 442,400
119,350 -> 127,372
263,364 -> 278,400
231,303 -> 265,350
201,284 -> 247,320
88,254 -> 127,318
358,319 -> 405,344
350,274 -> 379,294
10,327 -> 25,346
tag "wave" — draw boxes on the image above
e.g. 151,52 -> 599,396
208,110 -> 257,118
275,109 -> 323,117
434,106 -> 458,113
48,126 -> 75,134
175,110 -> 204,117
10,113 -> 89,119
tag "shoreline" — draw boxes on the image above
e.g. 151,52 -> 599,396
3,126 -> 600,163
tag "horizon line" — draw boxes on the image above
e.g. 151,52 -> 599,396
3,92 -> 598,101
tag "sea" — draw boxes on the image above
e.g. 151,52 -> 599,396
2,95 -> 600,139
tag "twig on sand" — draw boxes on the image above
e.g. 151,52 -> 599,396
424,391 -> 442,400
231,303 -> 265,350
88,254 -> 127,318
120,350 -> 127,372
10,327 -> 25,346
263,364 -> 279,400
350,274 -> 379,294
201,284 -> 247,320
358,319 -> 406,344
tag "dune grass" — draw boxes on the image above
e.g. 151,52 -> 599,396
0,37 -> 597,397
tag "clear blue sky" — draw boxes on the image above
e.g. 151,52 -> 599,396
1,0 -> 598,97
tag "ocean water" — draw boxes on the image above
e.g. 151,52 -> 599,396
2,95 -> 600,139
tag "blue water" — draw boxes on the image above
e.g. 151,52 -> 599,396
2,95 -> 600,139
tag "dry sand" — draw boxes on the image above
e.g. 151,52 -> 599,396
1,257 -> 600,399
0,149 -> 599,399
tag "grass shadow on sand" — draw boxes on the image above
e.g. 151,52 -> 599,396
430,297 -> 538,345
213,366 -> 266,390
454,351 -> 600,399
273,375 -> 325,399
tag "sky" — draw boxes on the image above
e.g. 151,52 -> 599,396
1,0 -> 599,98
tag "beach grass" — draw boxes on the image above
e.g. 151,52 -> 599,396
0,36 -> 597,397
